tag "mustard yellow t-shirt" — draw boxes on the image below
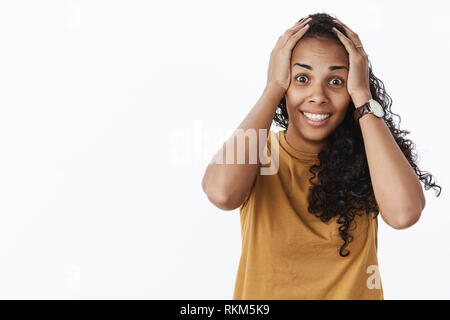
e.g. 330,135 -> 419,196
233,129 -> 383,300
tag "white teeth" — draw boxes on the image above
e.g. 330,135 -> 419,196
302,112 -> 331,121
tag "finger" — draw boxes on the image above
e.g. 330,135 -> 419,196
333,18 -> 353,33
295,16 -> 310,25
289,17 -> 311,31
285,23 -> 310,49
332,27 -> 360,56
279,17 -> 311,47
333,20 -> 359,43
277,17 -> 311,42
333,19 -> 368,55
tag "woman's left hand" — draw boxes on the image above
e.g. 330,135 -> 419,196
332,18 -> 372,107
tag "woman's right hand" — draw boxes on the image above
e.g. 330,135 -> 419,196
266,17 -> 312,92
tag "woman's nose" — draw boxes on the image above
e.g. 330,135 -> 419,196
308,84 -> 328,104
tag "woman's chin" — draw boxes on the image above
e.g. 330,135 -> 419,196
294,124 -> 331,143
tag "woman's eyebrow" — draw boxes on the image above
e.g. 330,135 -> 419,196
292,62 -> 348,71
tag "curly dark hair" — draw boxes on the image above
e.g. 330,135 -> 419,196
273,12 -> 442,257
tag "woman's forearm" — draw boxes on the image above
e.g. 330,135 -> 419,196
201,83 -> 285,210
354,93 -> 426,229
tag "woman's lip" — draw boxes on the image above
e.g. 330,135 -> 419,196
300,110 -> 332,115
300,111 -> 331,127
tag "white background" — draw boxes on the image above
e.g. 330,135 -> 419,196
0,0 -> 448,299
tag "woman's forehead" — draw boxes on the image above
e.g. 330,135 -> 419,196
292,38 -> 348,66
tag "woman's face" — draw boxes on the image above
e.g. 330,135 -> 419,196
285,36 -> 351,154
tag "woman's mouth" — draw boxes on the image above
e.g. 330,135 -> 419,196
300,111 -> 332,127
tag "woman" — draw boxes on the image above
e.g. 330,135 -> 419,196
201,13 -> 441,300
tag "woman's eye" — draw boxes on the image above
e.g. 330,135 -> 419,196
330,78 -> 343,86
295,75 -> 344,86
296,75 -> 308,83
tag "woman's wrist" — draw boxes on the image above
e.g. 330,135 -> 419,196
265,81 -> 286,98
